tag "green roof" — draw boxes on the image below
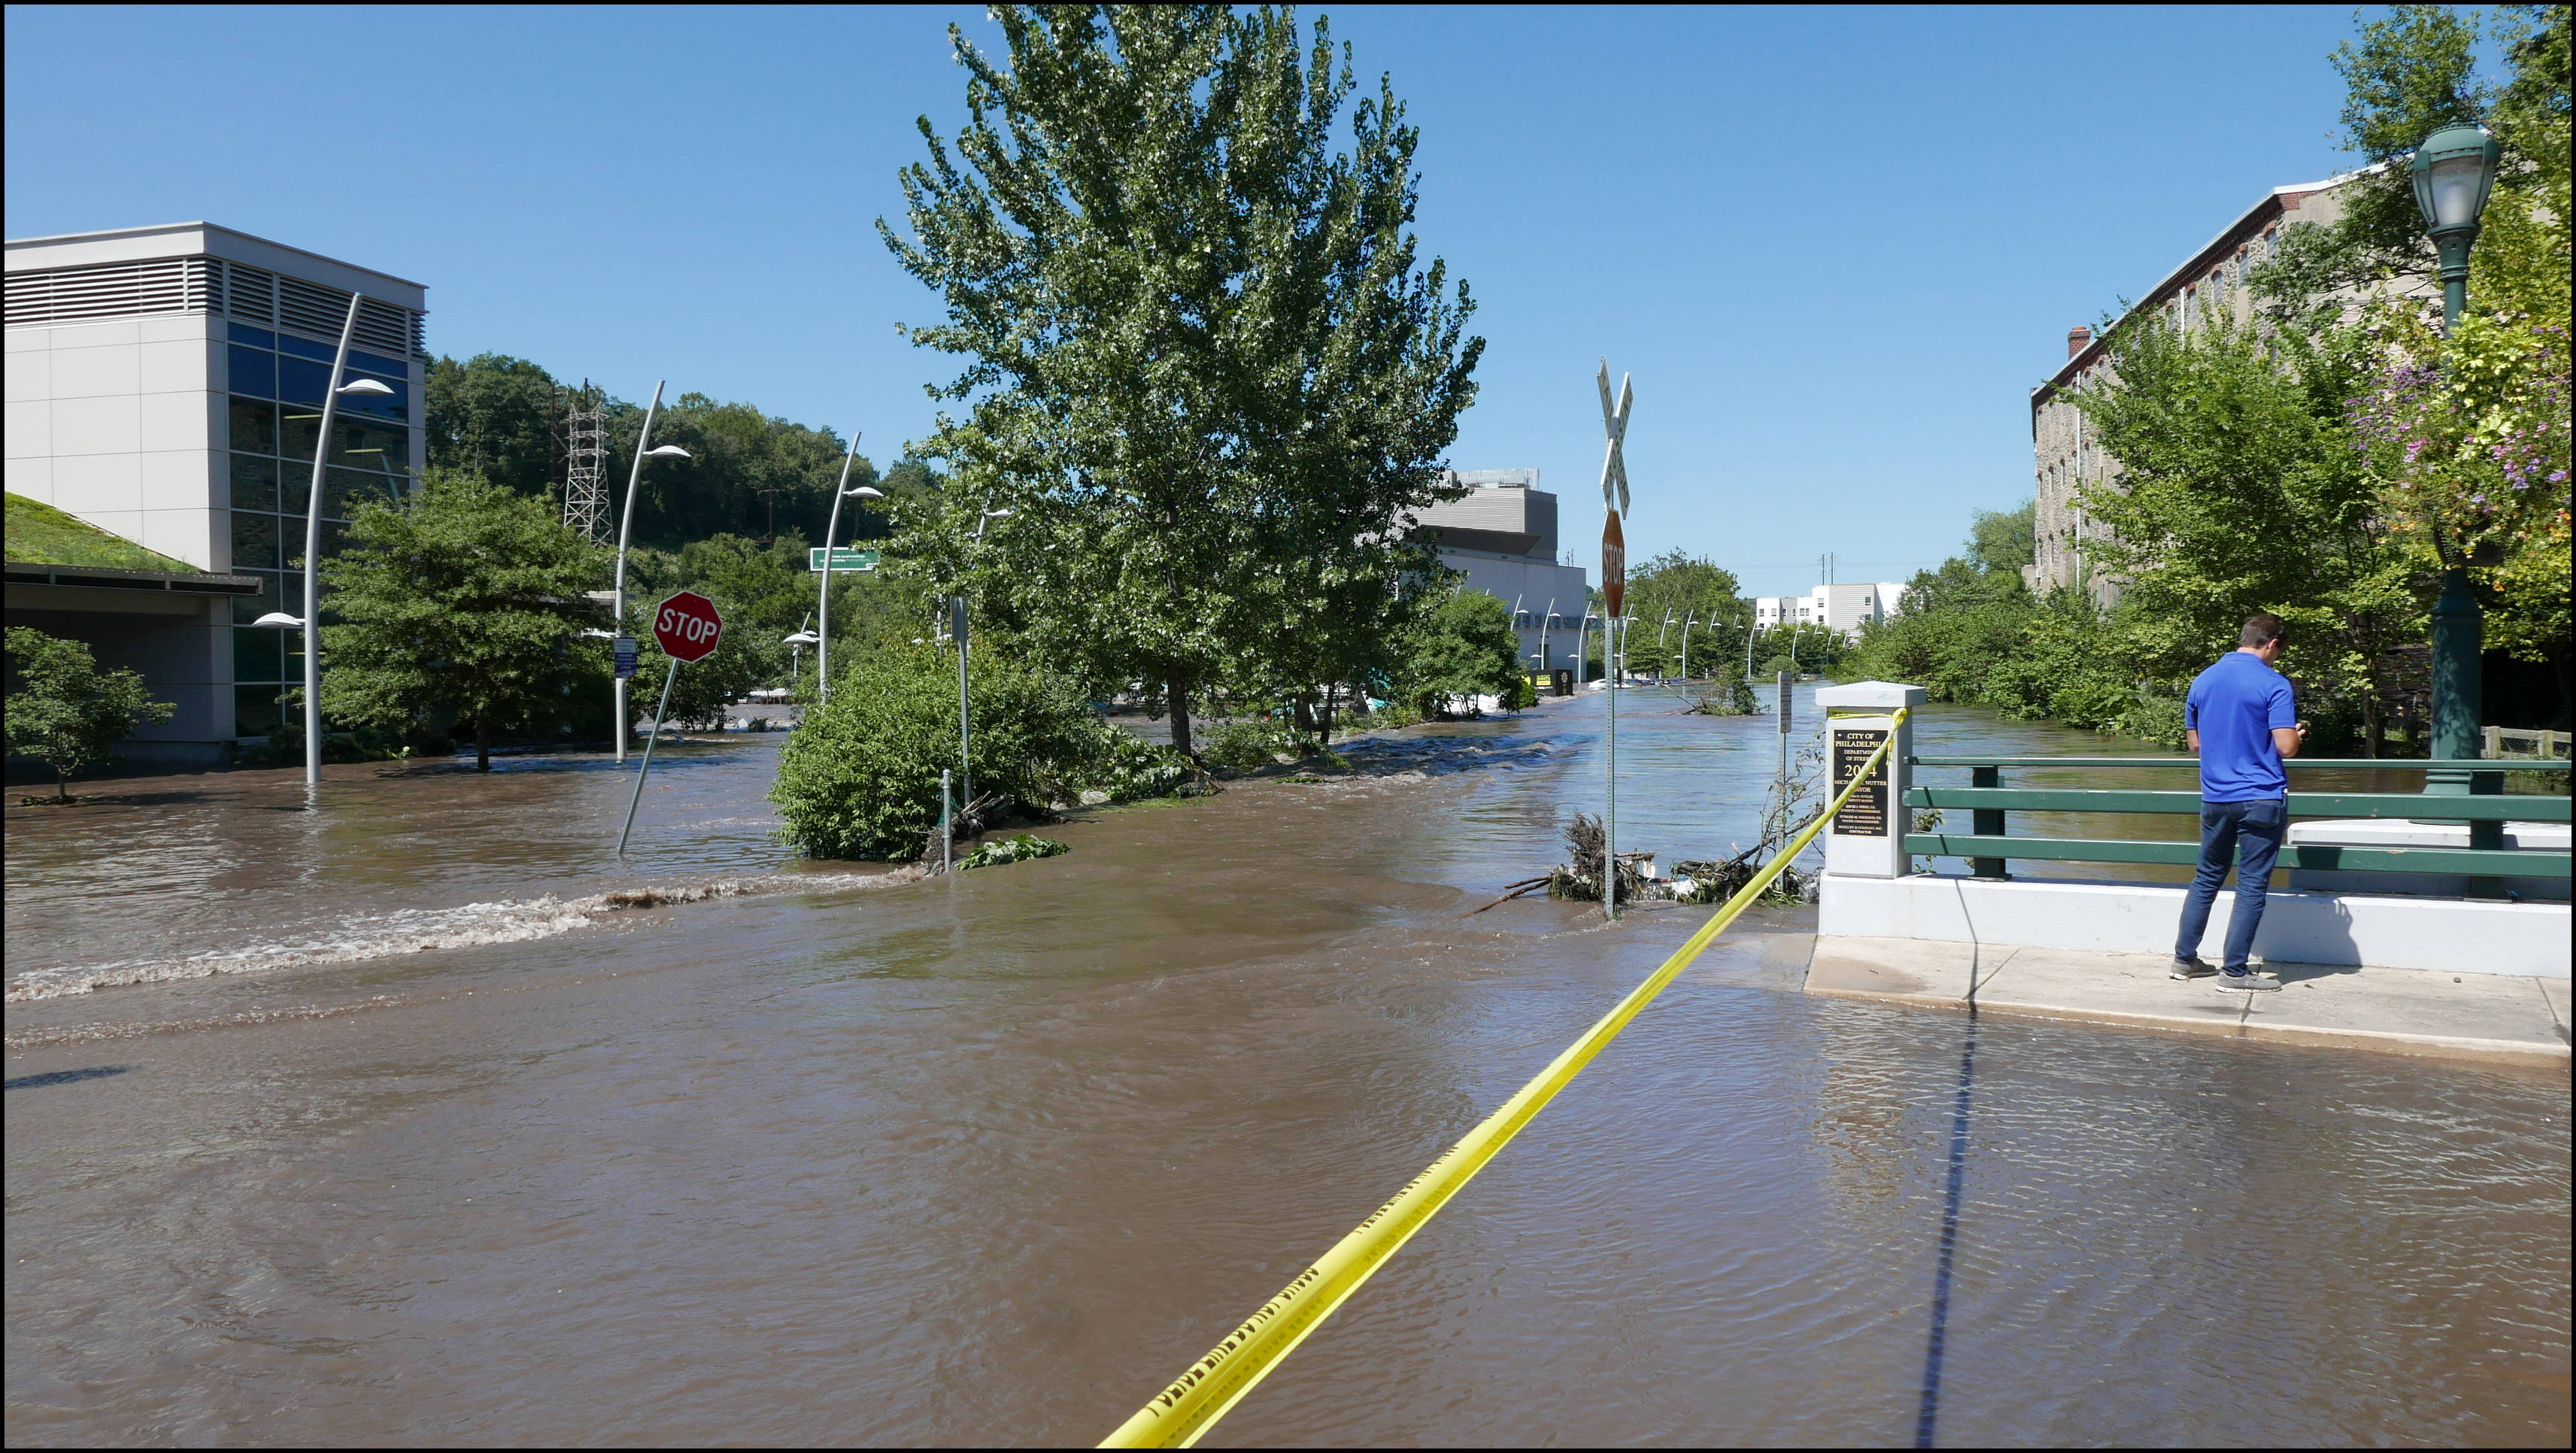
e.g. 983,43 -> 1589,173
5,492 -> 198,572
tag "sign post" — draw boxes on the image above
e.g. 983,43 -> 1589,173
619,590 -> 724,857
612,635 -> 638,681
1597,360 -> 1632,920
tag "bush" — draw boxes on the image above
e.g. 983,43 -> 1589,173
1397,592 -> 1528,717
774,645 -> 1189,859
959,833 -> 1070,869
1201,717 -> 1314,772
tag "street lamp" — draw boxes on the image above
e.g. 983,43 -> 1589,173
1679,612 -> 1698,682
281,288 -> 399,794
1576,610 -> 1599,687
950,507 -> 1015,835
814,430 -> 882,705
783,628 -> 821,702
2410,123 -> 2505,793
610,381 -> 693,763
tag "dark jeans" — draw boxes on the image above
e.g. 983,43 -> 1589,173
2175,796 -> 2286,970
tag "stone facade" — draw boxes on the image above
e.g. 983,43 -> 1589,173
2027,176 -> 2361,603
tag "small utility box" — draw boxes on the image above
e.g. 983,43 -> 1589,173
1815,681 -> 1926,878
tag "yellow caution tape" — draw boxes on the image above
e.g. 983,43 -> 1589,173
1100,711 -> 1907,1448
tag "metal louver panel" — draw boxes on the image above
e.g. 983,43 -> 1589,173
276,275 -> 348,338
220,261 -> 277,324
354,297 -> 411,356
5,258 -> 213,326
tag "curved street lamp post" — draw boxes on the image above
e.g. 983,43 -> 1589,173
813,432 -> 884,705
253,292 -> 399,794
610,381 -> 694,763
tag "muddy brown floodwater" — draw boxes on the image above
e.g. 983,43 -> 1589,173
6,687 -> 2568,1446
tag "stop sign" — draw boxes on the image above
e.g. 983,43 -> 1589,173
652,590 -> 724,663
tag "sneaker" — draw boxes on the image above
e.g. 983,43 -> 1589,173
2170,955 -> 2219,980
2215,969 -> 2280,993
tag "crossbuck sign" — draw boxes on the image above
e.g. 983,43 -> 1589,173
1597,360 -> 1632,615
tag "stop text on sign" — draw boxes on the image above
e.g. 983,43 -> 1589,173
653,590 -> 724,663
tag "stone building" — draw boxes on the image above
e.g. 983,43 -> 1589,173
2026,174 -> 2362,603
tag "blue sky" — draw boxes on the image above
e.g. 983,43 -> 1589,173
7,5 -> 2380,596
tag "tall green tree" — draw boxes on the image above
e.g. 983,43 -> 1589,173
1397,590 -> 1531,717
320,470 -> 609,769
882,5 -> 1482,754
426,353 -> 561,497
1615,551 -> 1750,680
2071,312 -> 2420,748
5,626 -> 174,800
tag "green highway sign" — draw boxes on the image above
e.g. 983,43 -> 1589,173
809,548 -> 881,573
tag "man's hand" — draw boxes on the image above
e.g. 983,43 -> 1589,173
2273,721 -> 2308,759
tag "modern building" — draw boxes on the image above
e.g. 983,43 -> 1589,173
1754,581 -> 1907,639
6,223 -> 428,764
2026,171 -> 2393,603
1413,468 -> 1592,679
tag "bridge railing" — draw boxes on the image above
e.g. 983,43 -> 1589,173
1901,756 -> 2572,883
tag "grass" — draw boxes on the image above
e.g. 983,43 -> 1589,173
6,492 -> 197,572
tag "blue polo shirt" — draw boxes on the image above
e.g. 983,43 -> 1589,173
2185,651 -> 2295,802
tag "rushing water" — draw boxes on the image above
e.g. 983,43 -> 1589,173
6,687 -> 2567,1446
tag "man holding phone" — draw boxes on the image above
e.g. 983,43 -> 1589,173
2172,614 -> 2307,990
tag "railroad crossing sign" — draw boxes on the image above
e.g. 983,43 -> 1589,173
653,590 -> 724,663
1596,359 -> 1631,517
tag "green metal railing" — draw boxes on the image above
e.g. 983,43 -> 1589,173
1901,756 -> 2571,884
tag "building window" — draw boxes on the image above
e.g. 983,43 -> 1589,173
221,321 -> 415,733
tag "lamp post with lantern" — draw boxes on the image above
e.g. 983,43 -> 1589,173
2410,122 -> 2505,792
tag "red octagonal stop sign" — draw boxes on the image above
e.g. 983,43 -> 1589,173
653,590 -> 724,663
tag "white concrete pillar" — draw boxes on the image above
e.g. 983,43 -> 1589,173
1815,681 -> 1927,878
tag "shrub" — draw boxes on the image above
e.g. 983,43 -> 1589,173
959,833 -> 1070,869
774,645 -> 1189,859
1201,717 -> 1313,772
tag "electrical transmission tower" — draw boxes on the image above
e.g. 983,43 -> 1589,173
561,381 -> 608,541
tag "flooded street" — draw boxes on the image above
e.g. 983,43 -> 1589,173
7,689 -> 2568,1447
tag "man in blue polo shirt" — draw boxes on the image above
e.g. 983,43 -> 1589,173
2173,614 -> 2306,990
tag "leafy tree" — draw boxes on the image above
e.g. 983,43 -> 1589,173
426,353 -> 561,497
1968,501 -> 2036,575
1614,551 -> 1750,680
2071,311 -> 2419,747
4,626 -> 174,800
1397,590 -> 1531,717
882,5 -> 1482,754
319,469 -> 609,770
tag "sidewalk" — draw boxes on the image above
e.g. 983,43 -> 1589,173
1807,934 -> 2570,1069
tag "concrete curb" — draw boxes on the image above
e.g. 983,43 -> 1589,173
1807,935 -> 2571,1071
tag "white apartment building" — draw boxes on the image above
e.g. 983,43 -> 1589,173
1754,581 -> 1907,638
1413,468 -> 1591,680
6,223 -> 428,764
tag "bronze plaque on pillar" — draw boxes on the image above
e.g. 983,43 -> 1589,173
1831,727 -> 1890,836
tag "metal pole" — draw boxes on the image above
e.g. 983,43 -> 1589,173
1604,611 -> 1618,921
611,381 -> 669,763
1681,614 -> 1695,682
617,656 -> 681,857
297,292 -> 365,793
954,596 -> 972,838
1540,597 -> 1555,684
940,768 -> 953,874
816,431 -> 860,705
